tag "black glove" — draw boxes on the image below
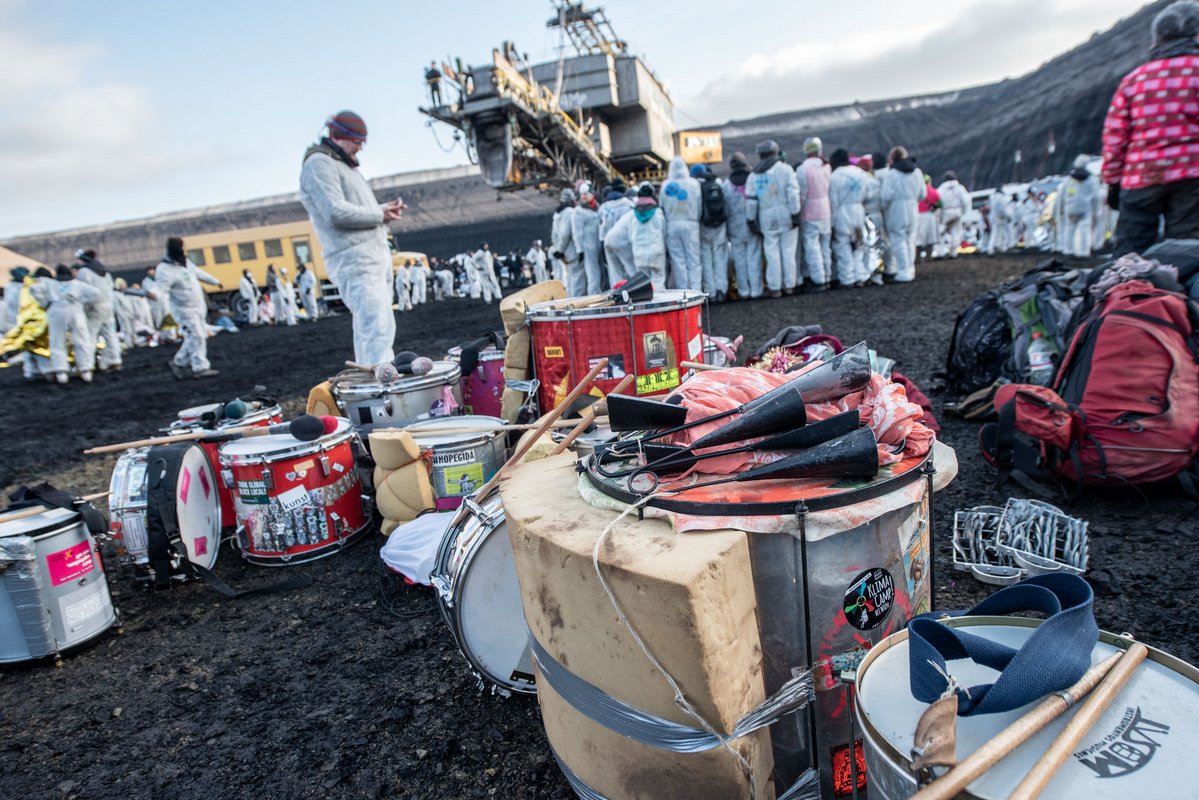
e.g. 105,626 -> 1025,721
790,212 -> 803,227
1106,184 -> 1120,211
747,220 -> 760,236
552,251 -> 565,260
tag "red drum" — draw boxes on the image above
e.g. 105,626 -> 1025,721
527,290 -> 706,412
218,419 -> 370,566
169,402 -> 283,529
447,345 -> 505,418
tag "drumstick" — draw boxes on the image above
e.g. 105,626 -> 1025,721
550,375 -> 633,456
1,492 -> 110,523
680,360 -> 723,372
475,357 -> 609,502
1008,642 -> 1149,800
910,651 -> 1124,800
403,416 -> 610,437
83,418 -> 308,455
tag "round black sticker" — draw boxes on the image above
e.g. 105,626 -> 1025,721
842,568 -> 895,631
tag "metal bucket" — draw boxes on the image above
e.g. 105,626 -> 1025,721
406,415 -> 509,510
333,361 -> 462,427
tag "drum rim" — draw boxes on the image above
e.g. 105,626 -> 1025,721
170,403 -> 282,432
854,615 -> 1199,792
0,505 -> 81,540
581,447 -> 933,516
431,494 -> 532,692
218,419 -> 356,462
409,415 -> 508,449
332,361 -> 462,398
525,289 -> 707,320
447,345 -> 505,362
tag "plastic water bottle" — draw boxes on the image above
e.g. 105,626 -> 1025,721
1027,331 -> 1058,386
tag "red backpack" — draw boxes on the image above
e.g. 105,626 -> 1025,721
984,280 -> 1199,491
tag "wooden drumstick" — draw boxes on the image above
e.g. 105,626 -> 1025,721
1008,642 -> 1149,800
83,420 -> 286,455
550,374 -> 633,456
910,651 -> 1124,800
1,492 -> 111,523
345,360 -> 376,373
680,360 -> 723,372
404,417 -> 609,437
475,357 -> 609,502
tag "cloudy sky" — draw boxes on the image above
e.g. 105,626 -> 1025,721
0,0 -> 1141,238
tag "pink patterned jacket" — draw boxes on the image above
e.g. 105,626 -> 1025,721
1101,55 -> 1199,190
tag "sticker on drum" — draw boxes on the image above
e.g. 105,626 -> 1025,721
431,494 -> 535,695
107,444 -> 222,574
333,361 -> 463,427
406,416 -> 509,510
855,619 -> 1199,799
218,418 -> 370,566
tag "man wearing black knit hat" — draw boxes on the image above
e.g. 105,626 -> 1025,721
299,110 -> 404,372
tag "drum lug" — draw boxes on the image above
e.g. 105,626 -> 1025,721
430,573 -> 453,603
260,467 -> 273,490
383,397 -> 393,418
463,495 -> 494,526
319,453 -> 331,478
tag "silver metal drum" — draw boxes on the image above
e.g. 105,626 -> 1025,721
333,361 -> 462,427
550,421 -> 614,457
0,506 -> 118,663
856,618 -> 1199,799
405,416 -> 510,510
430,493 -> 535,696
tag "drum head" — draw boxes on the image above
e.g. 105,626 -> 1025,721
219,418 -> 352,460
859,620 -> 1199,798
175,445 -> 221,570
407,415 -> 505,448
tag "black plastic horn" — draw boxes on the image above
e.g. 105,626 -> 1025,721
631,409 -> 861,479
610,271 -> 653,304
786,341 -> 872,403
655,426 -> 879,495
606,394 -> 688,432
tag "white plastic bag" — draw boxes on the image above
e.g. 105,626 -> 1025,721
380,512 -> 454,585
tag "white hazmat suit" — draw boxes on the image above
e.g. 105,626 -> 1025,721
570,204 -> 602,296
31,276 -> 99,380
880,160 -> 926,282
75,261 -> 121,369
937,178 -> 972,258
298,268 -> 318,321
724,172 -> 763,298
599,195 -> 635,286
157,258 -> 220,373
660,157 -> 702,291
746,152 -> 801,293
829,163 -> 870,286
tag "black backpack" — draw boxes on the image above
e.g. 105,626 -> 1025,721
701,176 -> 727,227
945,291 -> 1009,395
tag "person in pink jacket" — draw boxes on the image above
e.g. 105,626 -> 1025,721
1102,0 -> 1199,255
796,137 -> 832,292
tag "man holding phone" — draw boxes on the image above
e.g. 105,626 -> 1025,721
300,110 -> 404,366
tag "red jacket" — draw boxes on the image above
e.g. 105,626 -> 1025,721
1101,55 -> 1199,190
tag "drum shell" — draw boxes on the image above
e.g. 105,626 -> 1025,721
431,495 -> 535,694
855,619 -> 1199,799
0,508 -> 116,663
447,346 -> 506,419
528,290 -> 705,413
333,361 -> 462,427
219,421 -> 370,566
550,422 -> 614,457
407,416 -> 509,511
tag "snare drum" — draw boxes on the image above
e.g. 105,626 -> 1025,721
856,618 -> 1199,799
218,418 -> 371,566
333,361 -> 462,428
447,345 -> 505,418
0,505 -> 117,663
431,493 -> 535,695
406,416 -> 509,510
527,289 -> 706,412
170,402 -> 283,528
107,443 -> 222,581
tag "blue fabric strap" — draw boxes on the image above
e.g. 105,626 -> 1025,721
908,573 -> 1097,716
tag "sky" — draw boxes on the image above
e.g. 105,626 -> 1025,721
0,0 -> 1142,239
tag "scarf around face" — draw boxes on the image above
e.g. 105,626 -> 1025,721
753,155 -> 780,174
304,137 -> 359,168
1150,36 -> 1199,61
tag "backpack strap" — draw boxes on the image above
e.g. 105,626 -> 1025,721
908,574 -> 1098,716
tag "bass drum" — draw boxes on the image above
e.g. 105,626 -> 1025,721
107,443 -> 222,582
431,493 -> 535,695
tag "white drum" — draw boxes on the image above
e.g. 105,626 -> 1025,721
406,416 -> 509,510
333,361 -> 463,428
0,505 -> 118,663
856,617 -> 1199,799
108,443 -> 221,581
430,493 -> 535,695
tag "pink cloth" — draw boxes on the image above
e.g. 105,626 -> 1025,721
1102,56 -> 1199,190
660,366 -> 934,476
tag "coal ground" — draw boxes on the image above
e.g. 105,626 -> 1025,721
1,252 -> 1195,800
